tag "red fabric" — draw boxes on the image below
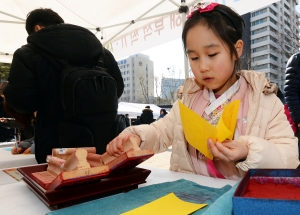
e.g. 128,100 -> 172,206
284,104 -> 297,134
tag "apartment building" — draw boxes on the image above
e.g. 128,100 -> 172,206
241,0 -> 300,91
117,53 -> 154,103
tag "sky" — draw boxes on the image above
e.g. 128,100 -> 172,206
140,38 -> 186,80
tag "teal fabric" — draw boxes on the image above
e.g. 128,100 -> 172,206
202,181 -> 240,215
46,179 -> 232,215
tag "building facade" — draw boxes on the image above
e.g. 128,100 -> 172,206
117,53 -> 154,103
241,0 -> 300,91
161,78 -> 185,104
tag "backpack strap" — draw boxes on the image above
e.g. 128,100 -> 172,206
25,43 -> 67,71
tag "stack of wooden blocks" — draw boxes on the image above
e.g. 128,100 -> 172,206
31,137 -> 154,190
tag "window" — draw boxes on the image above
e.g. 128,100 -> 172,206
127,64 -> 129,68
270,73 -> 278,79
253,64 -> 268,70
269,35 -> 277,43
127,77 -> 130,80
270,54 -> 278,61
269,7 -> 277,16
272,3 -> 277,7
285,45 -> 291,51
269,63 -> 277,70
251,18 -> 267,26
269,45 -> 277,52
252,54 -> 268,62
252,45 -> 268,53
251,8 -> 267,17
127,70 -> 129,74
284,12 -> 290,19
252,26 -> 267,35
284,20 -> 291,28
284,3 -> 290,10
269,17 -> 277,25
269,26 -> 277,33
127,84 -> 130,87
252,36 -> 268,44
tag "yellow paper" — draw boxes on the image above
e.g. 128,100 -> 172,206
121,192 -> 206,215
179,100 -> 240,159
216,100 -> 241,142
179,101 -> 216,160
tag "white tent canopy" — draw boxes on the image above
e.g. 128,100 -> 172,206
118,102 -> 162,119
0,0 -> 279,64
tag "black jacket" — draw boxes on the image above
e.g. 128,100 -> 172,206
140,108 -> 154,124
284,52 -> 300,125
4,24 -> 124,163
0,97 -> 15,142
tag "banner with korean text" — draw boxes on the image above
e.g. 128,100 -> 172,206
107,0 -> 280,60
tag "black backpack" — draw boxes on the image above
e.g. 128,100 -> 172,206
111,114 -> 127,138
26,44 -> 118,152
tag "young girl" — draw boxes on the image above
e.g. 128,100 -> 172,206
107,2 -> 299,180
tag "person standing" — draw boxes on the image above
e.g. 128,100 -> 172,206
125,114 -> 130,127
156,109 -> 168,120
4,8 -> 124,163
134,116 -> 141,125
140,106 -> 154,124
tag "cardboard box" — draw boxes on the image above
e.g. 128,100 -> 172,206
233,169 -> 300,215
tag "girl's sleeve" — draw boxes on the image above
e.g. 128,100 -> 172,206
236,97 -> 299,172
122,101 -> 179,153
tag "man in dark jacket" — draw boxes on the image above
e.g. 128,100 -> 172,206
140,106 -> 154,124
4,9 -> 124,163
284,52 -> 300,159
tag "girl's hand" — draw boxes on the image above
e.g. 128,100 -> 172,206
207,139 -> 248,162
106,133 -> 141,157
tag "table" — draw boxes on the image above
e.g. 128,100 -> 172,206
0,165 -> 237,215
0,147 -> 37,169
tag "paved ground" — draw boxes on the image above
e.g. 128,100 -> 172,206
138,148 -> 172,170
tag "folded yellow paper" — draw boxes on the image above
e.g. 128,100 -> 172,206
121,192 -> 206,215
179,100 -> 240,160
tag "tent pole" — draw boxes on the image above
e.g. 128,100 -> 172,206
179,0 -> 190,79
182,13 -> 189,79
0,10 -> 25,21
0,20 -> 24,24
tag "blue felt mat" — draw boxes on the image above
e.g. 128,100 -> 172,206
3,147 -> 12,151
46,179 -> 233,215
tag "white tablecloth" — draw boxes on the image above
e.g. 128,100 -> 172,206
0,147 -> 37,169
0,165 -> 237,215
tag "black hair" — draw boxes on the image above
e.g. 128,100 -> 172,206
160,109 -> 167,115
182,4 -> 245,72
26,8 -> 64,35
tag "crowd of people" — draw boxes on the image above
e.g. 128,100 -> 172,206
1,2 -> 300,181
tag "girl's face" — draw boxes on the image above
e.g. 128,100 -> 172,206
186,24 -> 243,95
